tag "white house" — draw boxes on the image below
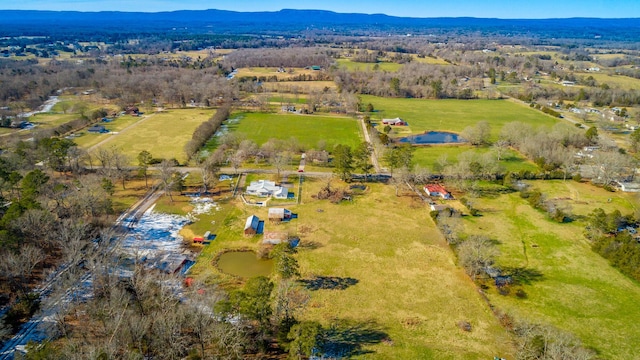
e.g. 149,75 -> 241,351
246,180 -> 288,199
382,117 -> 406,126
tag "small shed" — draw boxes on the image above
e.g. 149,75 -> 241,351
244,215 -> 261,236
268,208 -> 292,222
193,236 -> 204,243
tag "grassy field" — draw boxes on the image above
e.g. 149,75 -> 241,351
228,112 -> 362,150
88,109 -> 215,164
236,67 -> 321,80
576,71 -> 640,90
462,183 -> 640,359
73,115 -> 147,148
261,81 -> 337,93
411,145 -> 540,173
335,59 -> 404,72
268,95 -> 308,104
188,178 -> 513,359
361,96 -> 561,139
412,55 -> 450,65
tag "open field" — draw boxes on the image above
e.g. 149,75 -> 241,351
188,178 -> 513,359
361,96 -> 561,139
412,55 -> 450,65
575,71 -> 640,90
236,67 -> 321,80
268,95 -> 308,104
88,109 -> 215,164
228,112 -> 362,150
72,114 -> 146,148
261,81 -> 337,93
29,112 -> 79,128
463,184 -> 640,359
524,179 -> 638,216
411,145 -> 540,173
335,59 -> 404,72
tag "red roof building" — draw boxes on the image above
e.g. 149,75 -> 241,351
424,184 -> 453,199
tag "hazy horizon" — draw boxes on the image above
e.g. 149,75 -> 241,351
1,0 -> 639,19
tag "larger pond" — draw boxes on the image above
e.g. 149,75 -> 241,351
399,131 -> 465,144
216,251 -> 274,278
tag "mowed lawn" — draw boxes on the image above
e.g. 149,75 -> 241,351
230,112 -> 362,150
463,184 -> 640,359
189,179 -> 513,359
361,96 -> 561,139
90,109 -> 215,164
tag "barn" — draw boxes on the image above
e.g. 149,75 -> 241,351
244,215 -> 261,236
268,208 -> 292,222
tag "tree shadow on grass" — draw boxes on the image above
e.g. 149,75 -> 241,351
502,266 -> 544,285
298,276 -> 358,291
296,240 -> 323,250
319,319 -> 389,358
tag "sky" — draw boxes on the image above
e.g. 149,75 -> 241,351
1,0 -> 639,19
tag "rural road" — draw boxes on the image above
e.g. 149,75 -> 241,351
0,187 -> 162,359
359,116 -> 383,173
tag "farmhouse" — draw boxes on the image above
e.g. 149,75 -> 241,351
382,117 -> 406,126
87,125 -> 108,133
244,215 -> 261,236
246,180 -> 288,199
424,184 -> 453,199
615,181 -> 640,192
262,231 -> 289,245
124,105 -> 139,115
268,207 -> 292,222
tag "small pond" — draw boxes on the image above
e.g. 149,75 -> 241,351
216,251 -> 274,278
399,131 -> 465,144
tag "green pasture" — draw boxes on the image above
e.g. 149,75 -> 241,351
268,95 -> 307,105
29,112 -> 79,128
361,96 -> 561,139
463,187 -> 640,359
523,179 -> 638,216
188,178 -> 513,358
576,71 -> 640,90
228,112 -> 362,150
412,55 -> 450,65
89,109 -> 215,164
335,59 -> 404,72
72,115 -> 147,148
262,81 -> 337,93
411,145 -> 539,173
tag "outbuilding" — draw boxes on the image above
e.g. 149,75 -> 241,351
268,208 -> 292,222
244,215 -> 261,236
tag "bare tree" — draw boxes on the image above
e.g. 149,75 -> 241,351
461,120 -> 491,146
159,159 -> 178,202
492,139 -> 510,160
589,150 -> 634,185
456,235 -> 498,280
271,151 -> 292,180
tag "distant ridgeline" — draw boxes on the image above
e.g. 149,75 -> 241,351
0,9 -> 639,42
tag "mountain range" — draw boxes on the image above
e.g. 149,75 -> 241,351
0,9 -> 638,39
